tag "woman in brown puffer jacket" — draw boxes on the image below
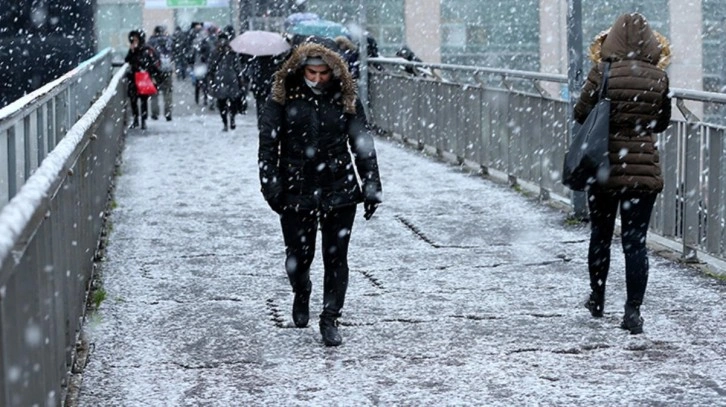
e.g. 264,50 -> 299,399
573,12 -> 671,335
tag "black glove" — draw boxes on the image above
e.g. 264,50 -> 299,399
363,201 -> 379,220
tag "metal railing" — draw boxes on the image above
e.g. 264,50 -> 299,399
0,48 -> 115,208
0,51 -> 127,406
367,58 -> 726,267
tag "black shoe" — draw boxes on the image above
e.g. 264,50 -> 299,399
151,115 -> 159,120
129,119 -> 139,129
141,121 -> 146,130
584,291 -> 604,318
292,282 -> 312,328
165,114 -> 172,121
230,120 -> 236,130
620,304 -> 643,335
320,318 -> 342,346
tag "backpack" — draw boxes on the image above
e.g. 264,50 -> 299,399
148,36 -> 173,72
159,54 -> 173,72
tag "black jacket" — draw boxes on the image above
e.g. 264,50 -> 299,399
258,43 -> 382,212
124,44 -> 160,96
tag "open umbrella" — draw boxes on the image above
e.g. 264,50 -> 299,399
284,12 -> 320,30
288,19 -> 350,39
229,31 -> 291,57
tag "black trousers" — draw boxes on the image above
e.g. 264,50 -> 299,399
280,205 -> 357,319
216,97 -> 246,125
129,94 -> 149,122
587,191 -> 657,306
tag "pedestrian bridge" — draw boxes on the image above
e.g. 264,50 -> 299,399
1,49 -> 725,406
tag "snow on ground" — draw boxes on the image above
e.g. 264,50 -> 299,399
76,81 -> 726,406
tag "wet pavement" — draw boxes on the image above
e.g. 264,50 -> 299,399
75,79 -> 726,406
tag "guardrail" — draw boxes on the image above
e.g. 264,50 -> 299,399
0,51 -> 127,406
367,57 -> 726,269
0,48 -> 115,208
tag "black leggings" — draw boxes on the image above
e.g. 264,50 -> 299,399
587,191 -> 657,306
280,205 -> 357,319
129,94 -> 149,121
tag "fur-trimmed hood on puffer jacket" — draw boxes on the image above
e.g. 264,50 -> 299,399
587,13 -> 671,69
270,42 -> 357,114
573,12 -> 672,193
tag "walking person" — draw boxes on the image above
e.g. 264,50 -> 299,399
125,29 -> 160,130
147,25 -> 174,121
246,53 -> 286,128
172,25 -> 188,80
574,12 -> 671,334
258,42 -> 383,346
206,32 -> 247,131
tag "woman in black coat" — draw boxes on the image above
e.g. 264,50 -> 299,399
125,29 -> 160,129
206,32 -> 247,131
258,42 -> 382,346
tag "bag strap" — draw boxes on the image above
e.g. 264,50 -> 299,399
598,62 -> 611,100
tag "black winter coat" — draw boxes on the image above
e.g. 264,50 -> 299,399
258,43 -> 382,212
124,44 -> 160,97
206,46 -> 246,99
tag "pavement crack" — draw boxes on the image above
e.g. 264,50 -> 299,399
356,269 -> 385,290
171,360 -> 257,369
450,314 -> 499,321
395,215 -> 440,247
381,318 -> 430,324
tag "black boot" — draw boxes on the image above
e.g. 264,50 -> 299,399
130,116 -> 139,129
319,317 -> 342,346
584,291 -> 604,318
230,116 -> 236,130
292,281 -> 312,328
620,303 -> 643,335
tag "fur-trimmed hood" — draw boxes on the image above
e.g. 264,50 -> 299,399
271,42 -> 357,114
588,13 -> 671,69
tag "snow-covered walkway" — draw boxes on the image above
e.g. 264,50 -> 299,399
76,81 -> 726,406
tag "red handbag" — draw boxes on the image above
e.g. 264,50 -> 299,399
134,71 -> 157,96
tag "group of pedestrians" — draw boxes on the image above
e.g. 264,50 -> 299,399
124,25 -> 175,130
127,12 -> 671,346
124,22 -> 250,132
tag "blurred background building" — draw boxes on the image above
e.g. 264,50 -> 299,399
0,0 -> 96,107
4,0 -> 726,123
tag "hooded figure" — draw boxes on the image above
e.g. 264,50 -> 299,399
574,13 -> 671,335
258,42 -> 382,347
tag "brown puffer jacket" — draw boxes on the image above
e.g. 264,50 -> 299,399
574,13 -> 672,193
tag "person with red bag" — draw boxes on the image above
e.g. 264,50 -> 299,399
125,29 -> 161,130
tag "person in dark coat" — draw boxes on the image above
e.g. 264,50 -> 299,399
246,52 -> 287,128
125,29 -> 160,130
147,25 -> 174,121
206,32 -> 247,131
258,42 -> 383,346
172,26 -> 188,80
334,36 -> 359,79
574,12 -> 671,335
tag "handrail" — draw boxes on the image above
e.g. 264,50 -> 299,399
369,57 -> 726,105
